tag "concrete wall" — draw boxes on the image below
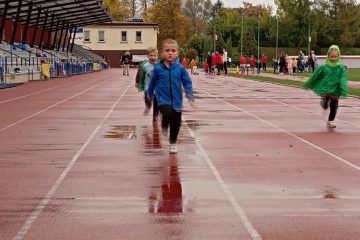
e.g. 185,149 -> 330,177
316,56 -> 360,68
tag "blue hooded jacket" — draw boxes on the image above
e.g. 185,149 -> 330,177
147,60 -> 194,111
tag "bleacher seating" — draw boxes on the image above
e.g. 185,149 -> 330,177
0,41 -> 108,86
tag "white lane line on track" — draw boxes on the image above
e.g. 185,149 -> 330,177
0,85 -> 65,104
0,79 -> 109,132
199,88 -> 360,171
223,75 -> 360,127
268,98 -> 360,128
12,83 -> 130,240
185,122 -> 262,240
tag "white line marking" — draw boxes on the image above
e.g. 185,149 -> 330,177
185,122 -> 262,240
199,88 -> 360,170
0,85 -> 65,104
12,84 -> 130,240
269,98 -> 360,127
0,80 -> 109,132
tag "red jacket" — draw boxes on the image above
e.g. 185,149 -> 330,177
249,57 -> 256,67
239,56 -> 246,64
261,55 -> 267,63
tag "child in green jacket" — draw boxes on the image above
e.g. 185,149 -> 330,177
135,47 -> 159,122
304,45 -> 348,128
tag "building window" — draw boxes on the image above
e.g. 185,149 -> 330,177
98,30 -> 105,42
136,31 -> 142,42
84,30 -> 90,42
121,31 -> 127,42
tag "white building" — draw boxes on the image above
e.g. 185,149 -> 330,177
80,21 -> 159,68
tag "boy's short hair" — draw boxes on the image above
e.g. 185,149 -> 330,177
162,39 -> 179,49
147,47 -> 158,55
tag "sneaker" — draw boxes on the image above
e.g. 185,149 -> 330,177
327,121 -> 336,128
169,144 -> 178,154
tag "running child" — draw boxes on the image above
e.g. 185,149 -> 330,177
304,45 -> 348,128
135,47 -> 159,122
147,39 -> 195,153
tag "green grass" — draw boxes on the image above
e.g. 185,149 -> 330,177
286,69 -> 360,81
347,69 -> 360,81
227,72 -> 360,97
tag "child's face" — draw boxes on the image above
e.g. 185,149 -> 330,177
162,43 -> 178,63
328,50 -> 339,62
148,52 -> 158,63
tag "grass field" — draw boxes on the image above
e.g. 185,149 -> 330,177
292,68 -> 360,81
227,68 -> 360,97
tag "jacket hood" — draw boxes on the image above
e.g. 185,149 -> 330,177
325,45 -> 342,67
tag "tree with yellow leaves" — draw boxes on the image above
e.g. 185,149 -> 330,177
143,0 -> 192,49
103,0 -> 132,21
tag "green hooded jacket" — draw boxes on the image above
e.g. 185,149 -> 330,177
304,45 -> 348,97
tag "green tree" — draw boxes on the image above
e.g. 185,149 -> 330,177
187,34 -> 212,61
186,49 -> 198,60
211,0 -> 224,18
184,0 -> 213,34
239,26 -> 257,57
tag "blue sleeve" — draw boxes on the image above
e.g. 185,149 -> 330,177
180,67 -> 194,100
147,67 -> 157,98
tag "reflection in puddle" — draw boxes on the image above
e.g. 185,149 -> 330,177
148,155 -> 183,214
184,119 -> 208,131
142,124 -> 162,150
104,125 -> 137,139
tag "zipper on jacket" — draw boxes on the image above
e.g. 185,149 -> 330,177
168,68 -> 173,108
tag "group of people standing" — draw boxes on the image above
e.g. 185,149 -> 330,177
204,48 -> 228,75
272,50 -> 318,74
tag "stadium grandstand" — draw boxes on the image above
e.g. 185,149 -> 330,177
0,0 -> 111,89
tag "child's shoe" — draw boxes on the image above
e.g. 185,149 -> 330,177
169,144 -> 178,154
327,121 -> 336,128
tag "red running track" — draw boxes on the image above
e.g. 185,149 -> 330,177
1,68 -> 360,240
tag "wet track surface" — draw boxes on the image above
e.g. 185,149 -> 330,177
1,69 -> 360,240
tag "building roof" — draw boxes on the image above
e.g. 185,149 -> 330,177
0,0 -> 112,30
86,21 -> 159,27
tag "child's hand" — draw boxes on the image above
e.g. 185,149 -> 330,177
143,107 -> 151,115
189,99 -> 197,109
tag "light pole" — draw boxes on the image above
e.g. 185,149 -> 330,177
308,0 -> 312,55
257,13 -> 260,74
241,12 -> 243,56
214,25 -> 216,53
275,16 -> 279,59
308,26 -> 311,56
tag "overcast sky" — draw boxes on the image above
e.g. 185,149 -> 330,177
220,0 -> 276,9
220,0 -> 360,9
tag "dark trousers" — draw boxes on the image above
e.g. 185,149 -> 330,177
144,92 -> 159,117
321,95 -> 339,121
159,105 -> 182,144
223,62 -> 228,74
328,98 -> 338,121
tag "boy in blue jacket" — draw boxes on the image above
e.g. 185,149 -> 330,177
147,39 -> 195,154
